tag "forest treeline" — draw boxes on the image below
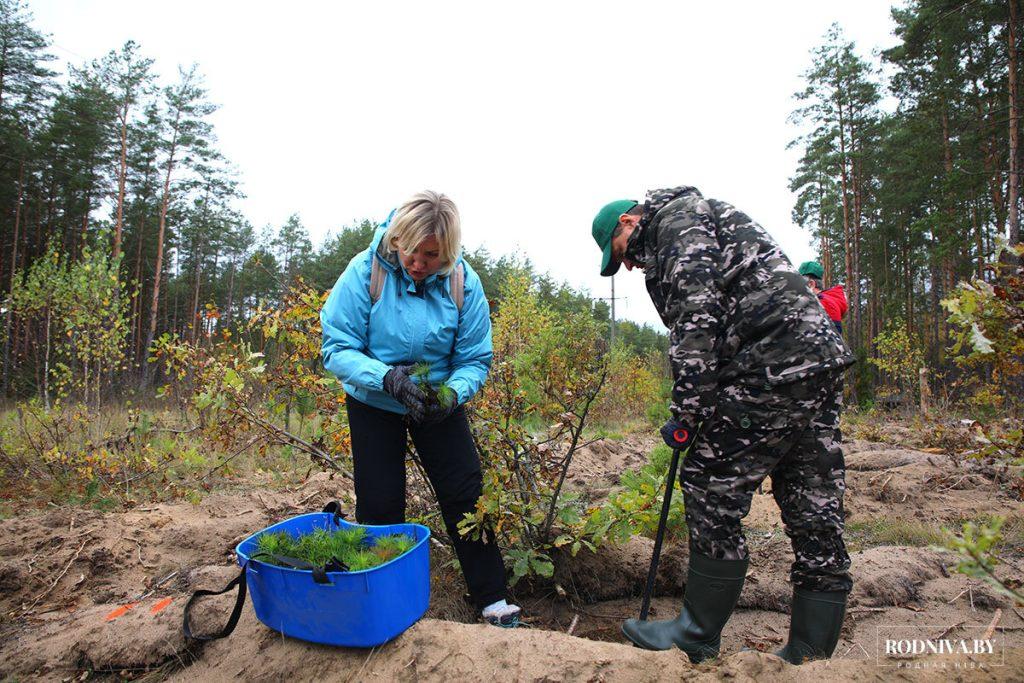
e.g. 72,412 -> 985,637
790,1 -> 1022,401
1,0 -> 1022,409
0,0 -> 665,402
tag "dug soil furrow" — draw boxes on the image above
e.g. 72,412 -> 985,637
0,438 -> 1020,680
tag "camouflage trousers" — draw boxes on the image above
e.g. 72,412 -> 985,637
680,370 -> 853,593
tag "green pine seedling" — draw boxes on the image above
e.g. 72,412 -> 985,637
329,526 -> 368,557
297,528 -> 335,565
373,534 -> 416,563
256,531 -> 298,558
346,549 -> 379,572
411,362 -> 432,383
409,360 -> 455,410
435,383 -> 456,408
254,527 -> 415,572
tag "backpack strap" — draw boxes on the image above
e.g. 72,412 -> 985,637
369,258 -> 465,311
369,255 -> 387,304
450,263 -> 465,312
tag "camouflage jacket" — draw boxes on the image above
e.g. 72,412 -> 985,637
624,186 -> 855,425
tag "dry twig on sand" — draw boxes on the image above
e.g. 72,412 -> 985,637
22,537 -> 90,612
935,621 -> 966,640
983,609 -> 1003,641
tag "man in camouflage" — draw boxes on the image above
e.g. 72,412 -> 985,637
590,186 -> 854,664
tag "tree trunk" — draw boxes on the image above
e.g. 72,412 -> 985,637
973,200 -> 984,279
190,254 -> 202,343
3,160 -> 25,395
903,235 -> 913,336
225,259 -> 236,329
1008,0 -> 1021,246
131,212 -> 146,367
43,305 -> 51,409
819,178 -> 834,286
113,109 -> 128,260
141,116 -> 181,390
851,149 -> 863,353
836,92 -> 854,322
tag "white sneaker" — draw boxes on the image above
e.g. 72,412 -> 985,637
482,602 -> 521,628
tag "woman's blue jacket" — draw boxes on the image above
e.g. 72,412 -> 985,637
320,221 -> 492,415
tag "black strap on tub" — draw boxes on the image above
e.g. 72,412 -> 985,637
183,561 -> 249,641
251,552 -> 349,585
182,501 -> 349,642
322,500 -> 347,525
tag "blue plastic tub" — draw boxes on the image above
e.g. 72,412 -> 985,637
235,512 -> 431,647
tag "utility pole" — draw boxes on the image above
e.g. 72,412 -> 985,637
610,275 -> 616,348
596,277 -> 626,350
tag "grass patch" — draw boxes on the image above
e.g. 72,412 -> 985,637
845,514 -> 1024,553
998,514 -> 1024,549
584,418 -> 652,442
846,518 -> 950,551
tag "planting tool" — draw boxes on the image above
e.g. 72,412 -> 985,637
638,430 -> 692,621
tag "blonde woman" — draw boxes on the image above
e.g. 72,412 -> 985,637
320,191 -> 519,627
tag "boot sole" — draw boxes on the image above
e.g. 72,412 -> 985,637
622,624 -> 722,663
620,623 -> 670,651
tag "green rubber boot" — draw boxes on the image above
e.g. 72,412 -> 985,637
776,588 -> 848,664
622,553 -> 748,663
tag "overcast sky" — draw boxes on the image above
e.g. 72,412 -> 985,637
31,1 -> 900,328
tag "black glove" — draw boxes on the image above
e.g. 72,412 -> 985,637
660,419 -> 694,450
383,365 -> 427,423
422,399 -> 457,425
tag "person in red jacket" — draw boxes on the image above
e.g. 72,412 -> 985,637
799,261 -> 847,334
797,261 -> 848,448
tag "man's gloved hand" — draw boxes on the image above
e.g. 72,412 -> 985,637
660,419 -> 694,450
383,365 -> 427,423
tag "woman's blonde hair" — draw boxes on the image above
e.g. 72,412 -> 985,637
384,190 -> 462,275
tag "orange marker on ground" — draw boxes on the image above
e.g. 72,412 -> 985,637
150,597 -> 172,615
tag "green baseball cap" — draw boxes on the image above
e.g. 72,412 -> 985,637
592,199 -> 638,277
798,260 -> 824,279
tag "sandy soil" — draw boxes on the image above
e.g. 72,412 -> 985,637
0,436 -> 1021,681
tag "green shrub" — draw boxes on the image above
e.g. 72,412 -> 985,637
645,401 -> 672,427
584,445 -> 687,546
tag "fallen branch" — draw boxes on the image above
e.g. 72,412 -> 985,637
201,435 -> 262,482
22,538 -> 90,612
137,570 -> 179,602
566,614 -> 580,636
982,609 -> 1002,641
293,490 -> 322,508
937,475 -> 970,492
240,407 -> 352,478
348,646 -> 377,683
935,621 -> 966,640
135,540 -> 157,569
151,423 -> 200,436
